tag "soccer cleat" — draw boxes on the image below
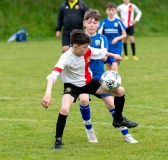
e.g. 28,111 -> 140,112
113,117 -> 138,128
85,128 -> 98,142
123,56 -> 129,60
132,56 -> 139,60
124,134 -> 138,144
53,138 -> 63,150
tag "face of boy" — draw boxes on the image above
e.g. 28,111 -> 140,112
73,44 -> 89,56
83,18 -> 100,35
106,8 -> 116,18
123,0 -> 130,4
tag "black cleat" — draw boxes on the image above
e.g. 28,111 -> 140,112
53,138 -> 63,150
113,117 -> 138,128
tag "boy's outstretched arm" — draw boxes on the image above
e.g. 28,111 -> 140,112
41,78 -> 54,109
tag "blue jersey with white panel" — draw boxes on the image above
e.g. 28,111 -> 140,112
89,33 -> 108,80
98,18 -> 126,54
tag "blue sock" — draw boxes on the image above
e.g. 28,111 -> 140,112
109,108 -> 129,136
109,108 -> 115,119
120,127 -> 129,136
80,104 -> 92,130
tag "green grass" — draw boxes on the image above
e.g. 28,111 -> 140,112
1,37 -> 168,160
1,0 -> 168,40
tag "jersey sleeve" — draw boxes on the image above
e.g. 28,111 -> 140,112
133,4 -> 142,21
55,4 -> 64,31
100,35 -> 108,49
116,5 -> 121,18
118,19 -> 126,31
90,47 -> 106,60
46,53 -> 69,83
98,20 -> 105,34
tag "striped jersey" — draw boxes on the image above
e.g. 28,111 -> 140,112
47,47 -> 106,87
98,18 -> 126,53
117,3 -> 142,28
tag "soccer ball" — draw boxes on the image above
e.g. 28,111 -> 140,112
100,70 -> 121,91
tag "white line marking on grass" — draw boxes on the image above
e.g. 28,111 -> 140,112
1,96 -> 168,113
127,104 -> 168,113
0,118 -> 168,129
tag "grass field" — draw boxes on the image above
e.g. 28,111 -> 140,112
0,37 -> 168,160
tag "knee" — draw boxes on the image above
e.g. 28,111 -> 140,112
60,107 -> 69,115
106,102 -> 115,110
62,46 -> 70,52
80,99 -> 89,106
117,86 -> 125,96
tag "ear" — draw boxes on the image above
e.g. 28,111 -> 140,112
83,21 -> 86,27
73,44 -> 78,49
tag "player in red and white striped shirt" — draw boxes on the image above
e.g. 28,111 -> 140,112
41,29 -> 138,150
116,0 -> 142,60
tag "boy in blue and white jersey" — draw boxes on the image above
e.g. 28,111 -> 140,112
98,2 -> 126,72
79,9 -> 138,144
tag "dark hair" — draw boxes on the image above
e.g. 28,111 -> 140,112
84,9 -> 101,21
70,29 -> 91,45
106,2 -> 117,9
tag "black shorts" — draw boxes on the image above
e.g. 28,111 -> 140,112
63,79 -> 101,102
62,32 -> 70,46
126,25 -> 134,36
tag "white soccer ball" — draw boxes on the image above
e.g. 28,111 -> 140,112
100,70 -> 121,91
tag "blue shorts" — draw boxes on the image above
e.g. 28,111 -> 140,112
105,51 -> 122,65
100,93 -> 112,98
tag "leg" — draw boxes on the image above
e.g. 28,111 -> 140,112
128,26 -> 138,60
62,46 -> 70,52
111,61 -> 119,72
79,94 -> 98,142
102,95 -> 138,143
130,35 -> 138,60
113,94 -> 138,128
96,86 -> 138,128
54,94 -> 74,150
105,57 -> 117,71
123,37 -> 129,60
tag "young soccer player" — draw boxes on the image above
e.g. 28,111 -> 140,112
98,2 -> 127,72
116,0 -> 142,60
41,29 -> 138,150
79,9 -> 138,143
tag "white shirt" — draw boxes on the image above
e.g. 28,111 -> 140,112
117,3 -> 142,28
47,47 -> 106,87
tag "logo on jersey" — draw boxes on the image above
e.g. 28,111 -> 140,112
86,57 -> 90,63
114,22 -> 118,27
95,40 -> 101,46
65,6 -> 69,9
70,65 -> 75,68
104,28 -> 118,33
75,5 -> 80,9
65,87 -> 71,93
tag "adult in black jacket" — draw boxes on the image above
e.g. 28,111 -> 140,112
56,0 -> 88,52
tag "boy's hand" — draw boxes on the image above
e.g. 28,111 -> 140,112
41,92 -> 51,109
112,37 -> 119,44
113,54 -> 122,62
131,20 -> 137,25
